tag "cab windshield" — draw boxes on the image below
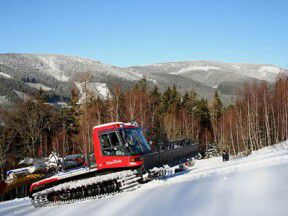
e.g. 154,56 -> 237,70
120,128 -> 151,155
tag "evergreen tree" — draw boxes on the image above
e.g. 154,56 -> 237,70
210,91 -> 223,121
170,84 -> 181,107
182,91 -> 189,107
196,99 -> 211,129
184,90 -> 198,117
64,87 -> 81,150
161,86 -> 172,113
149,86 -> 164,143
161,84 -> 181,113
209,91 -> 223,145
136,77 -> 148,90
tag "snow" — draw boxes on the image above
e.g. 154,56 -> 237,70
0,95 -> 9,104
0,72 -> 12,79
254,65 -> 282,81
233,64 -> 284,82
26,83 -> 52,91
128,71 -> 157,84
1,141 -> 288,216
38,56 -> 69,82
55,102 -> 68,108
171,66 -> 222,75
76,82 -> 111,103
93,122 -> 124,129
35,170 -> 135,196
260,65 -> 281,74
14,91 -> 30,101
75,82 -> 85,104
148,77 -> 157,84
93,82 -> 111,99
232,65 -> 241,70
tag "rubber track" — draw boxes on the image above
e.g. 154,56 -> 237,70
31,170 -> 140,207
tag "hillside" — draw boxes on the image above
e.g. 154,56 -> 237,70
0,54 -> 140,105
1,141 -> 288,216
0,54 -> 287,105
129,61 -> 288,97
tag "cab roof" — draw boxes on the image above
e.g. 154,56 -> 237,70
93,122 -> 138,130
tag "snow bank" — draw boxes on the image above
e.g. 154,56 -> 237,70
1,141 -> 288,216
252,140 -> 288,155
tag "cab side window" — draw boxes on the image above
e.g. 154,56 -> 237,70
101,134 -> 110,149
109,132 -> 120,147
100,132 -> 125,156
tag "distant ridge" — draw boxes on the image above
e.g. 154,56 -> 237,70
0,53 -> 287,106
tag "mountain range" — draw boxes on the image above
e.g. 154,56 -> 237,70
0,53 -> 287,106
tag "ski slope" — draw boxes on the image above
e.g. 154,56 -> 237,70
1,141 -> 288,216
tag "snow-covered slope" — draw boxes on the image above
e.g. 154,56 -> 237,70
130,61 -> 288,89
0,72 -> 12,79
0,54 -> 142,104
1,141 -> 288,216
75,82 -> 111,103
129,61 -> 287,103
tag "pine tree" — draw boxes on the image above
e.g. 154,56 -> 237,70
184,90 -> 198,117
136,77 -> 149,90
149,86 -> 164,143
196,99 -> 211,129
170,84 -> 181,109
161,86 -> 172,113
195,98 -> 212,152
58,87 -> 81,155
210,91 -> 222,120
210,91 -> 223,145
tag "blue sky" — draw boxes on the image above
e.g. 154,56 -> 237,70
0,0 -> 287,67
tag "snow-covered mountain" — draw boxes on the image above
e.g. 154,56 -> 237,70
129,61 -> 288,95
1,141 -> 288,216
0,54 -> 140,105
0,54 -> 287,105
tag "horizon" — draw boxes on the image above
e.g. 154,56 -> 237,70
1,0 -> 288,68
0,52 -> 287,69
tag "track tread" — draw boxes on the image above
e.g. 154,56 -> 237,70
31,170 -> 140,207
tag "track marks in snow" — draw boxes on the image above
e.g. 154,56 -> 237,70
1,141 -> 288,216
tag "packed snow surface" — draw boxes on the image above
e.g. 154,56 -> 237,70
1,141 -> 288,216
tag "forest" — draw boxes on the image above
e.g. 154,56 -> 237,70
1,76 -> 288,180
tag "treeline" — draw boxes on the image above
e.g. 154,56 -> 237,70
217,77 -> 288,154
0,78 -> 214,179
1,77 -> 288,179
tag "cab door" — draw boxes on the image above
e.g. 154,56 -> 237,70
99,131 -> 130,169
